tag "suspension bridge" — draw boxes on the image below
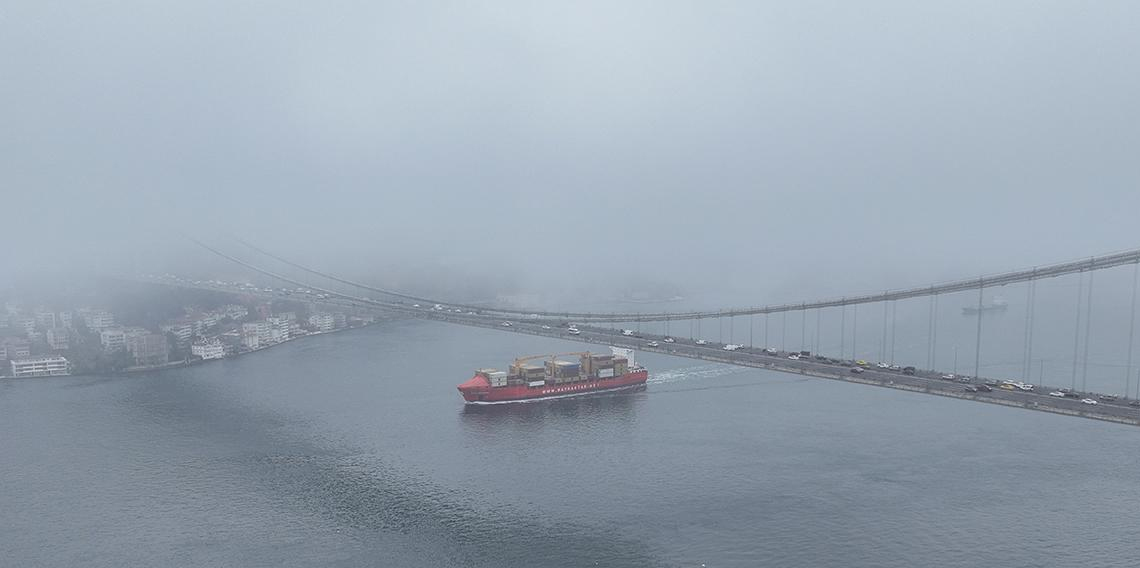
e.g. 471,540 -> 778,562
122,239 -> 1140,426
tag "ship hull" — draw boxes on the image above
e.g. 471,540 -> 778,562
458,370 -> 648,404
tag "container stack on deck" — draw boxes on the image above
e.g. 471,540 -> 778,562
475,368 -> 508,388
457,349 -> 647,403
482,353 -> 633,387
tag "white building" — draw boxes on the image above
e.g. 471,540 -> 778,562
34,310 -> 58,329
10,356 -> 71,378
126,332 -> 169,366
267,317 -> 291,342
243,321 -> 273,345
2,339 -> 31,359
190,339 -> 226,360
58,311 -> 73,329
161,322 -> 195,346
14,316 -> 36,336
240,328 -> 260,350
82,309 -> 116,331
100,328 -> 127,352
308,312 -> 335,332
46,328 -> 70,350
219,304 -> 249,320
333,312 -> 347,329
192,313 -> 222,335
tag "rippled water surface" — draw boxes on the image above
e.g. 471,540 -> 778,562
2,320 -> 1139,567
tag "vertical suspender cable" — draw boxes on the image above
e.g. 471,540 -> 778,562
1022,275 -> 1034,381
800,305 -> 806,351
881,297 -> 889,363
1125,262 -> 1139,399
816,308 -> 822,355
1071,271 -> 1084,390
974,278 -> 984,379
931,294 -> 939,370
1081,264 -> 1095,392
884,301 -> 893,364
781,311 -> 787,351
840,304 -> 846,359
927,291 -> 934,369
852,304 -> 859,360
1026,277 -> 1036,383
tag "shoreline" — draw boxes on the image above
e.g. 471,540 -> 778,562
1,318 -> 395,380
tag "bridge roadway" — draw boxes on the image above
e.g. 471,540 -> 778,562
123,276 -> 1140,426
424,312 -> 1140,428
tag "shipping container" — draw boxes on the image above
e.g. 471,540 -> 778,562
527,380 -> 546,387
597,368 -> 615,378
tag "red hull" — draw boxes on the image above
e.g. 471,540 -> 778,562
457,370 -> 648,403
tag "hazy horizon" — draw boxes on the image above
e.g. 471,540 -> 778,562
5,1 -> 1139,304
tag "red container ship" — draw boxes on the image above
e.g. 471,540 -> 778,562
457,347 -> 648,404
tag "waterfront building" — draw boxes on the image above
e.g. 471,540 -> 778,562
58,311 -> 73,329
308,312 -> 335,332
190,339 -> 226,360
220,304 -> 249,320
243,321 -> 273,345
333,312 -> 347,329
14,316 -> 36,336
267,317 -> 291,342
126,332 -> 169,366
160,321 -> 194,346
192,313 -> 222,335
100,328 -> 126,352
10,356 -> 71,378
34,310 -> 58,329
81,309 -> 116,332
240,327 -> 260,350
46,328 -> 70,351
3,338 -> 32,360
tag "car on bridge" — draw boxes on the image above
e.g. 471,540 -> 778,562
501,321 -> 512,327
646,341 -> 659,347
621,329 -> 635,336
696,339 -> 708,345
663,337 -> 675,343
1049,391 -> 1065,397
1081,398 -> 1098,405
568,328 -> 581,335
850,367 -> 864,374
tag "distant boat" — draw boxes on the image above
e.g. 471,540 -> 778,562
963,296 -> 1008,315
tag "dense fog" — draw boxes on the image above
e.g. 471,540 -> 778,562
4,1 -> 1139,304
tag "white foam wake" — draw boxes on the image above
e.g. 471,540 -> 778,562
648,364 -> 748,385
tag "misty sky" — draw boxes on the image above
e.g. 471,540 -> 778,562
4,1 -> 1139,301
